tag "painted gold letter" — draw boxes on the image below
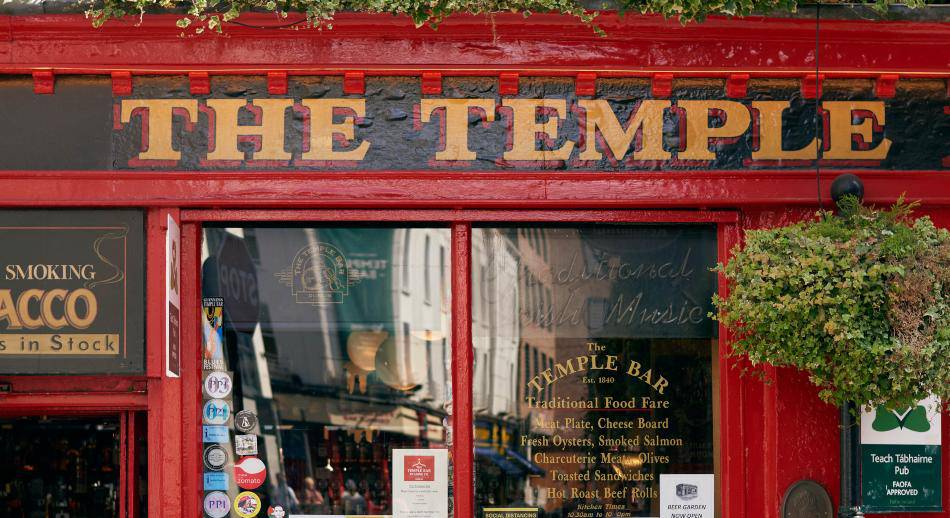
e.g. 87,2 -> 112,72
120,99 -> 199,161
751,101 -> 818,160
301,99 -> 370,161
678,100 -> 751,161
502,99 -> 575,161
420,99 -> 496,161
206,99 -> 293,161
578,99 -> 670,161
822,101 -> 891,160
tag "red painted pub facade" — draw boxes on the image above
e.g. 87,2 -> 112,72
0,7 -> 947,518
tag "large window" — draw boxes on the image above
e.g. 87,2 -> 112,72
201,226 -> 452,517
197,221 -> 723,518
472,225 -> 720,518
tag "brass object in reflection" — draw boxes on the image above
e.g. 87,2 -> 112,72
375,336 -> 424,391
345,330 -> 389,394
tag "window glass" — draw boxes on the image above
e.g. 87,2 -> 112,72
473,225 -> 719,518
201,226 -> 452,517
0,416 -> 121,517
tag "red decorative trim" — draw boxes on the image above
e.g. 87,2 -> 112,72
32,69 -> 53,94
4,14 -> 949,75
0,392 -> 148,413
451,222 -> 473,518
182,208 -> 739,222
112,70 -> 132,95
801,73 -> 824,99
267,71 -> 287,95
343,71 -> 365,95
0,171 -> 948,209
499,72 -> 519,95
726,73 -> 749,98
874,74 -> 899,99
422,71 -> 442,95
652,73 -> 673,98
576,72 -> 596,96
181,222 -> 202,518
188,71 -> 209,95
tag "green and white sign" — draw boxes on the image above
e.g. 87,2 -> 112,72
861,395 -> 943,513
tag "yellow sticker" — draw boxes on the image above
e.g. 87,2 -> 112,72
233,491 -> 262,518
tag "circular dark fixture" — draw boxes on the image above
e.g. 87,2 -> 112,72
830,174 -> 865,204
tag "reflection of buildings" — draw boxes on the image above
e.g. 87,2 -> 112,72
473,228 -> 561,511
473,227 -> 718,517
202,226 -> 451,515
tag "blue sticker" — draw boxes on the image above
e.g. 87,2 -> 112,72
204,471 -> 229,491
203,425 -> 230,443
203,399 -> 232,425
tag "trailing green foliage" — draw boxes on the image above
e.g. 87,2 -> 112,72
83,0 -> 931,34
713,197 -> 950,410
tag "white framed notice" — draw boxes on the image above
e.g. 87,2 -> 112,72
392,448 -> 449,518
660,474 -> 715,518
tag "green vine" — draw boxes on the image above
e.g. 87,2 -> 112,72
713,196 -> 950,410
83,0 -> 932,34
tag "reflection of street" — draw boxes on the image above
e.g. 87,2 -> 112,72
202,226 -> 451,515
472,226 -> 718,518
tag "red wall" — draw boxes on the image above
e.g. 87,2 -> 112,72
739,206 -> 950,518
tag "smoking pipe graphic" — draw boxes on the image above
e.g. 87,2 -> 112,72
87,226 -> 129,288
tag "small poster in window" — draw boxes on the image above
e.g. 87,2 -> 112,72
659,474 -> 715,518
392,448 -> 448,518
202,297 -> 226,371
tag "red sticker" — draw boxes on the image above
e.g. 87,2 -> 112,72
234,456 -> 267,490
404,455 -> 435,482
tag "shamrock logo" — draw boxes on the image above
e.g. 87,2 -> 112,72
871,405 -> 931,433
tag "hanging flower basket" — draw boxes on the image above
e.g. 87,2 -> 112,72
713,196 -> 950,410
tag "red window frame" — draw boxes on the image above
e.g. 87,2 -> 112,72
181,208 -> 741,518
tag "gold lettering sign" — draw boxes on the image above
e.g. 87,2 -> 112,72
117,97 -> 898,165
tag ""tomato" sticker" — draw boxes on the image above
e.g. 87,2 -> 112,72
234,456 -> 267,490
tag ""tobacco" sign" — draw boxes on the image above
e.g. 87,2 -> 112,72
0,210 -> 145,374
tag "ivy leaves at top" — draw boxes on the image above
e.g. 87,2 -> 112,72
83,0 -> 933,34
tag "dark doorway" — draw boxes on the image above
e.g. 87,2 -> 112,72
0,415 -> 121,518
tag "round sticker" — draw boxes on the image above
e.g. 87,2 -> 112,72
234,491 -> 262,518
234,456 -> 267,489
268,506 -> 286,518
203,491 -> 231,518
204,371 -> 233,399
203,444 -> 229,471
203,399 -> 231,425
234,410 -> 258,433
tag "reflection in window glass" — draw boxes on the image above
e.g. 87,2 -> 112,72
473,226 -> 719,518
201,226 -> 452,517
0,416 -> 121,518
